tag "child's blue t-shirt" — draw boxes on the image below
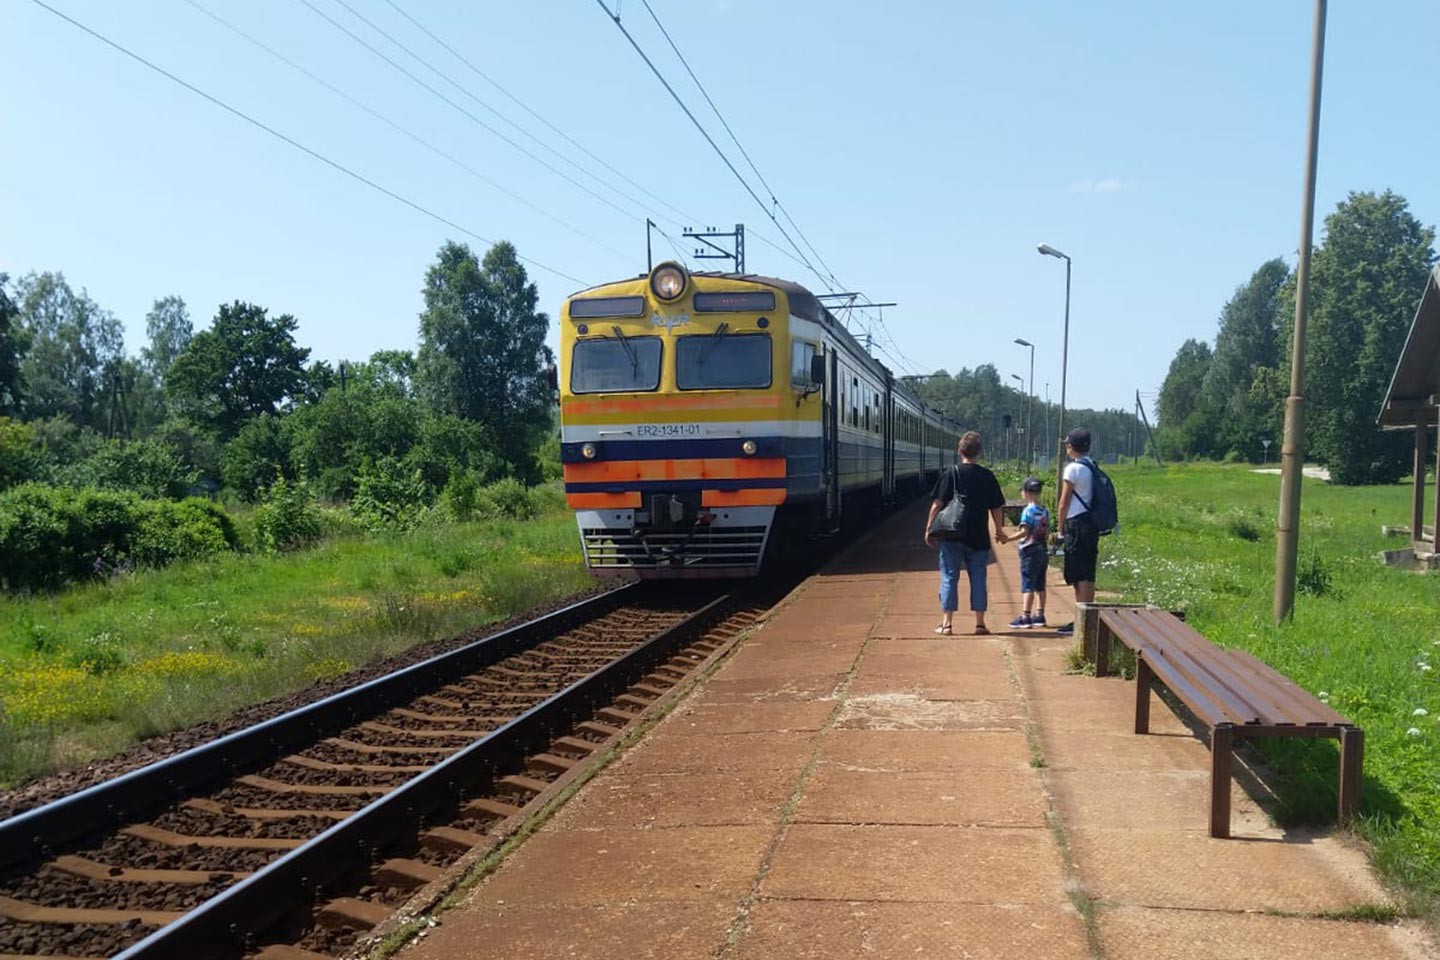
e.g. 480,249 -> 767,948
1019,503 -> 1050,550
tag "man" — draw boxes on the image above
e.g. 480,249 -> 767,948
1055,427 -> 1099,636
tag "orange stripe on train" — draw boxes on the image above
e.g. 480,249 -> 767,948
562,393 -> 785,416
563,458 -> 786,483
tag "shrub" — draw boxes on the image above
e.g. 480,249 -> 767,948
57,438 -> 197,500
252,476 -> 322,552
222,414 -> 292,502
0,483 -> 238,590
1226,511 -> 1263,542
352,458 -> 430,533
132,498 -> 239,565
441,470 -> 481,522
1297,550 -> 1335,597
475,477 -> 536,521
0,418 -> 42,490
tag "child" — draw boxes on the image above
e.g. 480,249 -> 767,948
1008,477 -> 1049,629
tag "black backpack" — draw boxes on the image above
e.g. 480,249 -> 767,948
1074,458 -> 1119,535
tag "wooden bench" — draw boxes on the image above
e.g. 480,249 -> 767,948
1093,607 -> 1363,839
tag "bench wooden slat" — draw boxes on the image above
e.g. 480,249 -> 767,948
1137,611 -> 1298,725
1108,609 -> 1332,728
1132,609 -> 1350,727
1102,612 -> 1251,724
1226,649 -> 1353,727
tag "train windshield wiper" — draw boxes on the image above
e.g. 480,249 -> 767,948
696,322 -> 729,367
611,324 -> 638,373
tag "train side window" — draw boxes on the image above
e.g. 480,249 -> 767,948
791,340 -> 819,388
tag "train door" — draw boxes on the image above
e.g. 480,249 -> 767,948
824,349 -> 841,522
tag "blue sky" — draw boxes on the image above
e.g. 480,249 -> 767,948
3,0 -> 1437,414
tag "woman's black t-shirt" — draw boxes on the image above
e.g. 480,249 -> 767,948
930,462 -> 1006,550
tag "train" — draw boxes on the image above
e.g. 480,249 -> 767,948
558,261 -> 961,578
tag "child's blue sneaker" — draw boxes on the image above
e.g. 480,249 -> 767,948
1007,615 -> 1032,630
1030,612 -> 1047,627
1056,622 -> 1074,636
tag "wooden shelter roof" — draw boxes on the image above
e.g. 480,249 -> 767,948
1379,264 -> 1440,428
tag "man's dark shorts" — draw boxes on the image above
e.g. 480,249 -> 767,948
1063,512 -> 1100,585
1019,544 -> 1048,593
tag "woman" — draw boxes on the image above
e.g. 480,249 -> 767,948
923,431 -> 1008,635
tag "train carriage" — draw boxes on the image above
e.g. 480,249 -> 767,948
559,262 -> 959,578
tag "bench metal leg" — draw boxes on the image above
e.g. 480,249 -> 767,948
1210,725 -> 1234,839
1095,619 -> 1111,678
1338,727 -> 1364,825
1134,655 -> 1152,735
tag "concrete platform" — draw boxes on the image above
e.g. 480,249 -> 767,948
400,501 -> 1432,960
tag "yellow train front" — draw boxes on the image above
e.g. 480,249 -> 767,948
559,262 -> 960,578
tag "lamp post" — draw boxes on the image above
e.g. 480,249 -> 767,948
1014,338 -> 1035,467
1037,244 -> 1071,494
1010,374 -> 1026,467
1274,0 -> 1329,623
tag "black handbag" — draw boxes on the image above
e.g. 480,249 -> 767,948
928,466 -> 969,540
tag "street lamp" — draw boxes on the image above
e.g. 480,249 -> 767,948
1037,244 -> 1071,495
1010,374 -> 1026,469
1014,337 -> 1035,467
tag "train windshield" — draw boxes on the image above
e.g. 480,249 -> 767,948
570,335 -> 662,393
675,331 -> 772,390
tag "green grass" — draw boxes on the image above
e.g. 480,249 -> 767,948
1099,461 -> 1440,912
0,506 -> 592,787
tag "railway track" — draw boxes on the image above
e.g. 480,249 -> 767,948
0,583 -> 770,960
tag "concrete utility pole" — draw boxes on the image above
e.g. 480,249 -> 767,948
1274,0 -> 1328,623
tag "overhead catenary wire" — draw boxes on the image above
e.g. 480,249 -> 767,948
28,0 -> 587,286
182,0 -> 632,264
614,2 -> 919,373
379,0 -> 696,228
324,0 -> 671,224
296,0 -> 650,229
637,0 -> 843,291
592,0 -> 835,295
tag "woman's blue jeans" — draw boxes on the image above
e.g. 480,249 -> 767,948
938,540 -> 989,613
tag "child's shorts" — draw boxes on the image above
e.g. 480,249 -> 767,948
1019,545 -> 1048,593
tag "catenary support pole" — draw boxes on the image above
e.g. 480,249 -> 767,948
1274,0 -> 1328,622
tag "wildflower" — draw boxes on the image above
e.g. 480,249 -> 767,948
1421,664 -> 1434,673
1415,708 -> 1431,717
1406,727 -> 1423,738
1317,691 -> 1330,700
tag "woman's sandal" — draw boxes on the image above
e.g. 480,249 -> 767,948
934,624 -> 953,636
974,625 -> 992,636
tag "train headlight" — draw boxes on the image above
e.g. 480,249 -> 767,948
581,442 -> 597,460
650,262 -> 688,301
741,440 -> 757,456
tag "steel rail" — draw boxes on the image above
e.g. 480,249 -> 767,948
0,584 -> 636,871
111,592 -> 734,960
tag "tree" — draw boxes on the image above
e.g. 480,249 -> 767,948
1157,338 -> 1217,457
165,301 -> 310,439
14,272 -> 123,429
142,296 -> 192,382
1300,191 -> 1436,484
416,241 -> 554,475
0,274 -> 27,416
359,349 -> 416,397
1158,339 -> 1212,428
1200,259 -> 1290,458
